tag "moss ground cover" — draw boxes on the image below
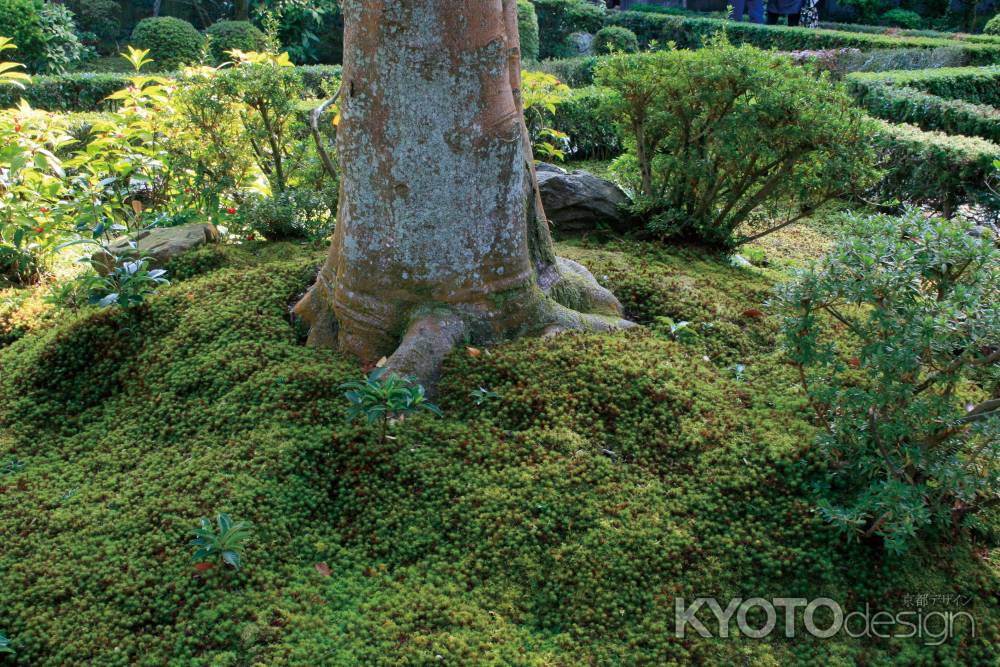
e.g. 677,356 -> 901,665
0,238 -> 997,665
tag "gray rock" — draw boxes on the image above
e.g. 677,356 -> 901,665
566,32 -> 595,56
536,163 -> 632,233
92,222 -> 220,276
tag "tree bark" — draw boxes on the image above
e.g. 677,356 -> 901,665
294,0 -> 631,386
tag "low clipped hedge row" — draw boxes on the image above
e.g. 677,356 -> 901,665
848,65 -> 1000,107
850,78 -> 1000,143
0,65 -> 343,112
606,11 -> 1000,64
872,119 -> 999,215
818,21 -> 1000,45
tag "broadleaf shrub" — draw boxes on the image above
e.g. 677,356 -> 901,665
0,0 -> 46,73
775,211 -> 1000,554
130,17 -> 204,71
596,40 -> 878,249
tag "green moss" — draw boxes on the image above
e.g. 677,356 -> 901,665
0,240 -> 996,665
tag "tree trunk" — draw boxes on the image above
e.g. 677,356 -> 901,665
233,0 -> 250,21
294,0 -> 631,386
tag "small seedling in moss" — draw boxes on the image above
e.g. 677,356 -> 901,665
470,387 -> 499,406
0,632 -> 13,655
341,368 -> 442,444
190,513 -> 251,571
0,457 -> 24,476
654,317 -> 699,344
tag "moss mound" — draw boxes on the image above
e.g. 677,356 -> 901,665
0,241 -> 996,665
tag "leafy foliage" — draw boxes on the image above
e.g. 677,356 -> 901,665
37,3 -> 88,75
533,0 -> 606,59
597,39 -> 878,249
130,17 -> 204,71
342,367 -> 441,443
190,513 -> 252,570
775,211 -> 1000,553
516,0 -> 540,61
0,632 -> 12,655
521,70 -> 572,162
205,20 -> 267,64
0,0 -> 45,74
594,26 -> 640,54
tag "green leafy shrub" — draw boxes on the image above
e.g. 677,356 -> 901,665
236,188 -> 336,241
67,0 -> 121,53
880,8 -> 924,29
129,16 -> 204,71
985,13 -> 1000,35
190,513 -> 252,570
596,41 -> 877,249
593,25 -> 639,54
0,0 -> 45,73
530,54 -> 600,86
205,20 -> 267,64
37,3 -> 87,74
871,119 -> 999,215
342,368 -> 442,444
551,84 -> 623,160
533,0 -> 605,59
517,0 -> 540,61
775,211 -> 1000,554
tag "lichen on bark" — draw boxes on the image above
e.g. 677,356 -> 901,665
294,0 -> 633,387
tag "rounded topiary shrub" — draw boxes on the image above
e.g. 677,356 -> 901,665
517,0 -> 540,61
0,0 -> 46,73
130,16 -> 204,70
205,19 -> 267,63
879,8 -> 923,29
594,25 -> 639,54
985,13 -> 1000,35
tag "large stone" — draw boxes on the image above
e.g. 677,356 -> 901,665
92,222 -> 220,276
537,163 -> 632,233
566,31 -> 595,56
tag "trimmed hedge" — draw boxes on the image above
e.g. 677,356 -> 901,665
0,65 -> 343,111
872,119 -> 999,215
130,17 -> 205,71
848,65 -> 1000,106
551,85 -> 623,160
820,20 -> 1000,44
517,0 -> 540,61
531,55 -> 602,87
849,77 -> 1000,143
606,11 -> 1000,64
204,20 -> 268,64
534,0 -> 606,60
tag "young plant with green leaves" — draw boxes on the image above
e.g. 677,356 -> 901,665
342,367 -> 442,444
775,210 -> 1000,554
0,631 -> 13,655
190,513 -> 251,571
0,37 -> 30,88
521,70 -> 572,162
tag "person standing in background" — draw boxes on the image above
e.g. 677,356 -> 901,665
766,0 -> 803,26
730,0 -> 765,24
800,0 -> 820,27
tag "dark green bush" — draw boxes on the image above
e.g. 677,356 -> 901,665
517,0 -> 540,61
551,85 -> 623,160
205,20 -> 267,63
0,0 -> 46,73
593,25 -> 639,54
533,0 -> 605,59
67,0 -> 121,53
236,189 -> 336,241
130,16 -> 204,70
880,8 -> 924,29
871,119 -> 999,215
984,13 -> 1000,35
596,41 -> 878,249
37,3 -> 87,74
607,10 -> 1000,64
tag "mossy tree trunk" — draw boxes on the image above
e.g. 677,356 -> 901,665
294,0 -> 631,386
